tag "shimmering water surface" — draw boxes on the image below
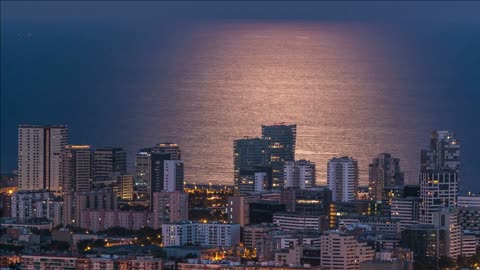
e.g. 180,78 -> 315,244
2,12 -> 479,191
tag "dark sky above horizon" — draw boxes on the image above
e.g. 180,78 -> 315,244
2,1 -> 480,24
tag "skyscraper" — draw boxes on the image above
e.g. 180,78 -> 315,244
327,156 -> 359,202
237,166 -> 272,195
419,171 -> 458,224
62,145 -> 91,193
262,123 -> 296,189
135,149 -> 152,200
421,130 -> 460,173
150,152 -> 173,195
233,137 -> 270,192
419,130 -> 460,224
92,147 -> 127,179
18,125 -> 68,193
153,142 -> 181,160
134,143 -> 183,205
152,191 -> 188,228
163,160 -> 184,192
112,173 -> 134,200
368,153 -> 404,201
284,159 -> 316,189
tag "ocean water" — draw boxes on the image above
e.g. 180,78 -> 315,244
1,18 -> 479,191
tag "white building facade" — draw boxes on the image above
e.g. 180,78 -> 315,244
18,125 -> 68,193
284,159 -> 316,189
327,157 -> 359,202
320,231 -> 374,270
163,160 -> 184,192
162,222 -> 240,247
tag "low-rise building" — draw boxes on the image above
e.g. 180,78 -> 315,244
21,255 -> 77,270
162,221 -> 240,247
243,223 -> 279,249
320,231 -> 374,270
273,212 -> 328,231
461,230 -> 477,257
79,209 -> 153,232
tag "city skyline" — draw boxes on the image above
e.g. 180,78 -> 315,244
8,123 -> 468,189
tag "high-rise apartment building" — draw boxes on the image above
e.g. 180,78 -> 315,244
62,145 -> 91,193
421,130 -> 460,173
390,197 -> 420,230
163,160 -> 184,192
18,125 -> 68,193
284,159 -> 316,189
262,124 -> 296,189
368,153 -> 404,201
135,143 -> 182,202
233,137 -> 270,192
154,142 -> 181,160
419,130 -> 460,225
237,166 -> 272,195
11,190 -> 64,226
152,191 -> 188,228
433,208 -> 461,258
135,149 -> 152,200
419,171 -> 458,224
327,157 -> 359,202
112,173 -> 134,200
93,147 -> 127,179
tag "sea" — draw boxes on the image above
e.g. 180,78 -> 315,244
1,5 -> 479,192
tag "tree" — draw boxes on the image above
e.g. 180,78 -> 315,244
438,256 -> 456,269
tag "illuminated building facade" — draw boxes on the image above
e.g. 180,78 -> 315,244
18,125 -> 68,193
420,130 -> 460,173
262,124 -> 296,189
327,156 -> 359,202
433,207 -> 461,258
419,171 -> 458,224
320,231 -> 374,270
390,197 -> 420,230
401,224 -> 445,264
112,173 -> 134,200
152,191 -> 188,228
233,137 -> 270,193
419,130 -> 460,224
93,147 -> 127,179
284,159 -> 316,189
237,166 -> 272,195
368,153 -> 404,201
135,143 -> 182,205
163,160 -> 184,192
273,212 -> 329,231
62,145 -> 91,193
162,221 -> 240,247
280,188 -> 332,216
